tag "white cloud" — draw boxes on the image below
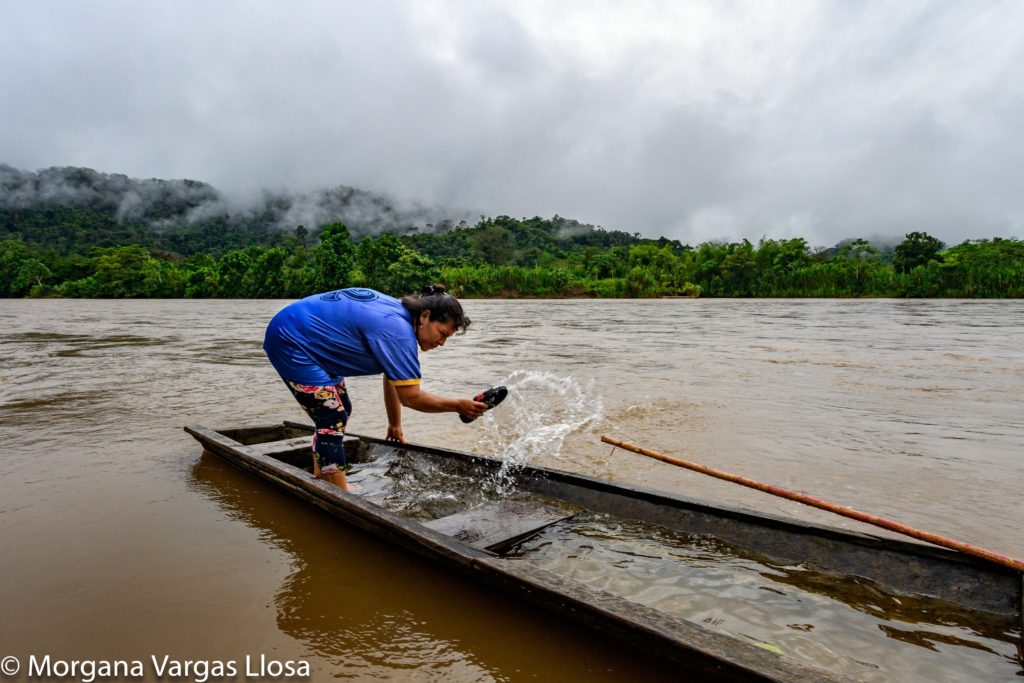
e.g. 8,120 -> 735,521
1,0 -> 1022,246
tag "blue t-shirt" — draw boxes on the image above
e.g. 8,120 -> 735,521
263,288 -> 421,386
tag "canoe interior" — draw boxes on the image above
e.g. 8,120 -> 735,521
337,430 -> 1021,614
187,421 -> 1024,681
423,498 -> 579,554
220,424 -> 311,444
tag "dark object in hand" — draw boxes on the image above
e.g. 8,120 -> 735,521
461,386 -> 508,423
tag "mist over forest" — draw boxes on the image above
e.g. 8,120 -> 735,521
0,164 -> 481,252
0,163 -> 911,254
1,163 -> 1021,300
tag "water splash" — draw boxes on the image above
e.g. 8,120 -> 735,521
474,370 -> 603,494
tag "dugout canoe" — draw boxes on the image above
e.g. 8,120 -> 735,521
184,421 -> 1023,682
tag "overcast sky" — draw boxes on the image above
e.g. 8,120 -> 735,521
2,1 -> 1022,246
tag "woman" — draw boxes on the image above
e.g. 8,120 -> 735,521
263,284 -> 487,491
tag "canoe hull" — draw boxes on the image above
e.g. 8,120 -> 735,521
185,422 -> 1022,682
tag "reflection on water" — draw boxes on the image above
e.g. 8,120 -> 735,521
2,298 -> 1023,680
187,454 -> 504,680
186,453 -> 680,681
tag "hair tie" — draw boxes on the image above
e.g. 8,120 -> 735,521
419,284 -> 448,297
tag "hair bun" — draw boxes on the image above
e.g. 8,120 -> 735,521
420,284 -> 447,296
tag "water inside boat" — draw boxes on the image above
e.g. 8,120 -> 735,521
340,440 -> 1023,682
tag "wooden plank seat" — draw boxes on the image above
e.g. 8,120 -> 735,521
424,498 -> 578,554
243,436 -> 313,456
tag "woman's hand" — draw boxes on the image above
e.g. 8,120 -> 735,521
386,424 -> 406,443
456,399 -> 488,421
395,384 -> 488,420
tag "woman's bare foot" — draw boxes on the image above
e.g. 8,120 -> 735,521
318,469 -> 360,493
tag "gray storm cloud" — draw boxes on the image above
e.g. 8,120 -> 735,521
1,0 -> 1022,248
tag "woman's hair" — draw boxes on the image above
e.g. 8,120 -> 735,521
400,284 -> 471,333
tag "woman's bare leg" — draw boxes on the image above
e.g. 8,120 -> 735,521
318,468 -> 353,491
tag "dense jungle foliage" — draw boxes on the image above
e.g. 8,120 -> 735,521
2,166 -> 1022,299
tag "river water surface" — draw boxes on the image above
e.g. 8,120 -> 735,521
1,298 -> 1022,681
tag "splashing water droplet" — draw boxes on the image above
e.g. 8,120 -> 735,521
474,370 -> 603,494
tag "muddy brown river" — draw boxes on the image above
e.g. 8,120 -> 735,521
1,298 -> 1022,681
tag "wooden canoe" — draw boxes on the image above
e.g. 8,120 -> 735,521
184,422 -> 1023,682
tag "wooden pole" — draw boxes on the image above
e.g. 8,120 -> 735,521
601,435 -> 1024,574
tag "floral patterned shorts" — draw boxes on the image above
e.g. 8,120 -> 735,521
284,381 -> 352,474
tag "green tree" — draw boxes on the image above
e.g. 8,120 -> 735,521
183,255 -> 219,298
894,231 -> 945,274
516,246 -> 543,267
59,276 -> 100,297
216,250 -> 254,297
50,252 -> 93,284
142,257 -> 186,297
834,238 -> 882,295
313,222 -> 355,291
244,247 -> 288,298
933,238 -> 1024,297
473,224 -> 516,265
752,238 -> 812,295
587,249 -> 624,279
356,233 -> 406,290
691,242 -> 724,296
90,245 -> 159,297
184,266 -> 218,298
382,249 -> 441,296
626,265 -> 659,297
1,237 -> 53,297
355,232 -> 444,295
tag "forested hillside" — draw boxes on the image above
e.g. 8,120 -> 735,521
0,164 -> 471,255
2,165 -> 1022,298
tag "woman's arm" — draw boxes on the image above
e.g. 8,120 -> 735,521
382,376 -> 405,442
394,383 -> 487,421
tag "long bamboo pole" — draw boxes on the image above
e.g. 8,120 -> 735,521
601,435 -> 1024,573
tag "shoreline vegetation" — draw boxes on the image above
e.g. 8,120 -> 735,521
3,221 -> 1021,299
2,167 -> 1022,299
